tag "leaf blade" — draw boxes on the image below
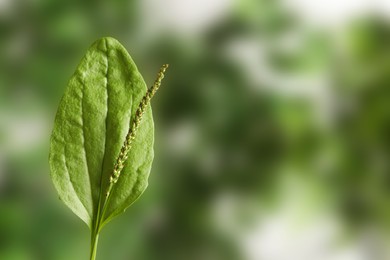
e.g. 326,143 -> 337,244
49,37 -> 154,228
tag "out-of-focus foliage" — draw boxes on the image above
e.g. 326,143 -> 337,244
332,19 -> 390,229
1,0 -> 390,259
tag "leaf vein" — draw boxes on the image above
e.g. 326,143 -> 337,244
80,77 -> 93,219
63,137 -> 90,225
96,38 -> 110,223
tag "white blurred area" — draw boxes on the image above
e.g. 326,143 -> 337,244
140,0 -> 234,38
283,0 -> 390,27
141,0 -> 390,34
211,173 -> 390,260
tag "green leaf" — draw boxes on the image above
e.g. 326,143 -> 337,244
49,37 -> 154,229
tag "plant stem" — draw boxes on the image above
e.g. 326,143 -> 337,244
90,228 -> 99,260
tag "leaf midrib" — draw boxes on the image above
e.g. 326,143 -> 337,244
94,38 -> 110,229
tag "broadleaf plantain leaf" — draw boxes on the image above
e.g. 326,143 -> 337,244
49,37 -> 154,229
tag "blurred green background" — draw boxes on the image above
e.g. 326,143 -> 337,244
1,0 -> 390,259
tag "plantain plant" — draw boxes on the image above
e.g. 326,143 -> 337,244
49,37 -> 168,259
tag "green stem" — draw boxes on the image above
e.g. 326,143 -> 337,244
90,228 -> 99,260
